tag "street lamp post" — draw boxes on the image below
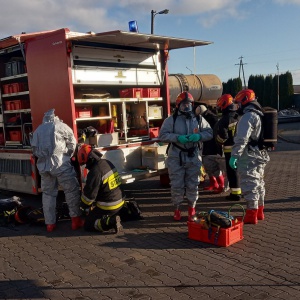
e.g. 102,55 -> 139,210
276,63 -> 280,111
151,9 -> 169,34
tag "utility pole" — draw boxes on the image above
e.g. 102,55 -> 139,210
235,56 -> 247,88
276,63 -> 280,111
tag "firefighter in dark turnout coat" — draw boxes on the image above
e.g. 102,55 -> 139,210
195,105 -> 224,193
215,94 -> 242,201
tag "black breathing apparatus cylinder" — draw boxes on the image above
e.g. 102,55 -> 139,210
262,107 -> 278,145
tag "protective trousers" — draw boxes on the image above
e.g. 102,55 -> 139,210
41,162 -> 81,225
202,155 -> 223,177
237,149 -> 269,209
167,157 -> 201,208
224,152 -> 241,194
84,206 -> 122,232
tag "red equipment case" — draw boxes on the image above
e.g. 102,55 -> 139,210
187,220 -> 244,247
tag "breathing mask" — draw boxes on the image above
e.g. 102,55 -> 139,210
236,102 -> 244,114
179,100 -> 193,118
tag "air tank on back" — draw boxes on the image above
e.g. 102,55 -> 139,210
168,74 -> 223,107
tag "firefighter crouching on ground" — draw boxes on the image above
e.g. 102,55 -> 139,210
215,94 -> 242,201
30,109 -> 84,232
77,144 -> 124,233
195,105 -> 224,193
229,89 -> 270,224
159,92 -> 213,221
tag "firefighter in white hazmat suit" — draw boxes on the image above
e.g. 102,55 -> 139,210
31,109 -> 84,232
229,89 -> 270,224
159,92 -> 213,221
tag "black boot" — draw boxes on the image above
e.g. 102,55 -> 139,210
102,215 -> 123,234
225,193 -> 242,201
111,215 -> 123,234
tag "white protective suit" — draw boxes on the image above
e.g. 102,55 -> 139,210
159,111 -> 213,208
231,103 -> 270,209
31,109 -> 81,225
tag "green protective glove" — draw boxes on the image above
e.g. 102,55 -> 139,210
229,157 -> 238,169
177,135 -> 189,144
188,133 -> 201,142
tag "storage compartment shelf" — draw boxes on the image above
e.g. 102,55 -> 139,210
4,109 -> 31,113
75,116 -> 111,121
2,91 -> 29,97
74,97 -> 163,103
149,117 -> 162,120
0,73 -> 28,81
5,141 -> 22,145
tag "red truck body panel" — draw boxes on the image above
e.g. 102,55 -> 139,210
25,28 -> 76,135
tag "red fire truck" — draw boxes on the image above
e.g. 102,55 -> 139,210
0,28 -> 222,194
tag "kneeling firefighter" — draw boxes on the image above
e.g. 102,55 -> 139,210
77,144 -> 124,233
159,92 -> 213,221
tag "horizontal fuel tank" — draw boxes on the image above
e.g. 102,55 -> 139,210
168,74 -> 223,107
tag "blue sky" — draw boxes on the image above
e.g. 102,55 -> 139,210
1,0 -> 300,85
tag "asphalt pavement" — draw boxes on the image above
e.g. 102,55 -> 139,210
0,122 -> 300,300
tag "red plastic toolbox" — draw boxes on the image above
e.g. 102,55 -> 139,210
11,82 -> 27,93
149,127 -> 159,138
2,83 -> 27,94
187,220 -> 244,247
0,133 -> 4,145
75,106 -> 92,118
9,130 -> 22,142
143,88 -> 160,98
119,88 -> 143,98
2,84 -> 13,94
4,100 -> 30,111
129,129 -> 148,136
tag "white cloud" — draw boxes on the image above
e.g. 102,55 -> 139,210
0,0 -> 246,37
274,0 -> 300,5
0,0 -> 124,37
0,0 -> 298,38
292,70 -> 300,85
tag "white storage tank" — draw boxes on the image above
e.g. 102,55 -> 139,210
168,74 -> 223,107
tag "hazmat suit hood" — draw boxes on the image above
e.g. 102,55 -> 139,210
31,109 -> 77,173
42,109 -> 60,123
242,101 -> 264,117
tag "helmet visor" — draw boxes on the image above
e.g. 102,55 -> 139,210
179,100 -> 193,114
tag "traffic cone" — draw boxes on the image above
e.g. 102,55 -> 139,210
257,206 -> 265,220
244,209 -> 258,224
203,176 -> 219,191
